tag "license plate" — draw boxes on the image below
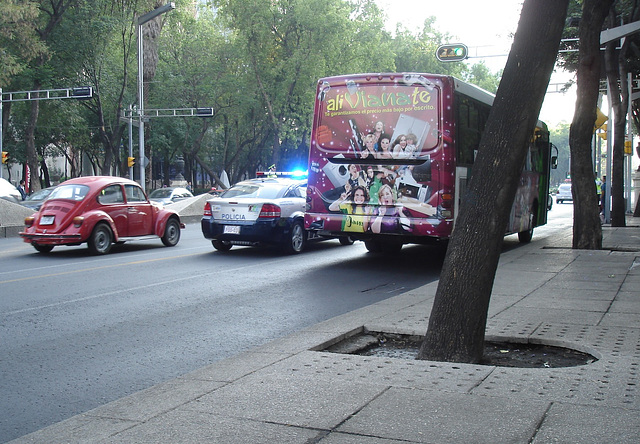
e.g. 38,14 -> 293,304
223,225 -> 241,234
40,215 -> 55,225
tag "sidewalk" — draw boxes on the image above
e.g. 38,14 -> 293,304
10,219 -> 640,443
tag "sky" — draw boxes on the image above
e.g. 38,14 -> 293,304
374,0 -> 577,127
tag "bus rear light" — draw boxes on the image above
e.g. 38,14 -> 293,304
258,203 -> 281,219
441,210 -> 453,218
203,202 -> 212,216
440,193 -> 454,209
73,216 -> 84,227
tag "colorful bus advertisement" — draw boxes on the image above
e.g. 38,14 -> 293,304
305,73 -> 553,249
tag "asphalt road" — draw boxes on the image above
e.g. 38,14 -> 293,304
0,223 -> 448,443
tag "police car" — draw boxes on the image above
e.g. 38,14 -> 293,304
201,172 -> 310,253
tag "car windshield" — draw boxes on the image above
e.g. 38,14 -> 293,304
149,189 -> 173,198
221,184 -> 282,199
48,184 -> 89,201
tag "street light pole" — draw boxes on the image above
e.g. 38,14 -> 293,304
137,2 -> 175,193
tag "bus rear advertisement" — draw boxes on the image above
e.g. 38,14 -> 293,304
304,73 -> 554,252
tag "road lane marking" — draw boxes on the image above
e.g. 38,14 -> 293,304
1,256 -> 291,316
0,252 -> 205,285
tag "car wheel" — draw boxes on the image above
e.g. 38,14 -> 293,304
88,223 -> 113,255
212,240 -> 233,251
161,218 -> 181,247
339,236 -> 355,246
557,199 -> 562,204
283,221 -> 306,254
32,243 -> 54,253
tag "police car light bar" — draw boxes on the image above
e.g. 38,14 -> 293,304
256,170 -> 307,178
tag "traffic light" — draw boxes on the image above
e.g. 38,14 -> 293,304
436,44 -> 469,62
1,152 -> 8,164
127,157 -> 135,167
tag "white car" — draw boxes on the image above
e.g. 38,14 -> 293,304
556,183 -> 572,204
148,187 -> 194,206
201,174 -> 309,253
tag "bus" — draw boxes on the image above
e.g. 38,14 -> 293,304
304,73 -> 555,252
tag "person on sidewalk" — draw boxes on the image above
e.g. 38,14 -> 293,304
17,180 -> 27,200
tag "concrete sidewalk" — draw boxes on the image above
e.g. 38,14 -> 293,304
10,220 -> 640,443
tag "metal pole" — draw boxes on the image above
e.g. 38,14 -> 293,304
128,104 -> 134,180
626,72 -> 633,213
138,22 -> 145,192
604,82 -> 612,223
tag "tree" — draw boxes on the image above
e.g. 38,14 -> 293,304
23,0 -> 79,193
214,0 -> 395,170
569,0 -> 613,249
0,0 -> 46,88
417,0 -> 569,364
604,2 -> 638,226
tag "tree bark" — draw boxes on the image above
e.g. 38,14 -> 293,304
417,0 -> 568,364
569,0 -> 613,249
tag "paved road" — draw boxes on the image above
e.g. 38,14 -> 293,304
0,224 -> 447,443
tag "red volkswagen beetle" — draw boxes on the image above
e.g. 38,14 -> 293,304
20,176 -> 184,255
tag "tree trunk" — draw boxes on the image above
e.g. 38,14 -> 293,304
417,0 -> 568,364
25,91 -> 41,193
569,0 -> 613,249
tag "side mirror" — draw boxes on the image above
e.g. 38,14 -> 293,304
550,144 -> 558,169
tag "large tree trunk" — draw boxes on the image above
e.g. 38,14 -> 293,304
25,88 -> 42,193
569,0 -> 613,249
417,0 -> 568,364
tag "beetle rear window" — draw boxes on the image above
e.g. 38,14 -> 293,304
48,184 -> 89,201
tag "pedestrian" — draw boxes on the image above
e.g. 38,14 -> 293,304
17,179 -> 27,200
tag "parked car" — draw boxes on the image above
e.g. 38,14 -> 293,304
20,186 -> 56,211
148,187 -> 194,206
20,176 -> 184,254
556,183 -> 572,204
201,174 -> 310,253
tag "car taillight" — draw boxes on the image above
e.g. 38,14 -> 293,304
258,203 -> 281,219
24,216 -> 35,227
73,216 -> 84,227
203,202 -> 212,216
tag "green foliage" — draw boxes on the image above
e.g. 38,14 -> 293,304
2,0 -> 505,184
0,0 -> 47,87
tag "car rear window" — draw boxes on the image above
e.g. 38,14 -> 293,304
221,184 -> 281,199
48,184 -> 89,201
149,189 -> 173,198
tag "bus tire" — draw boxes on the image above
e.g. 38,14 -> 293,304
365,240 -> 382,253
339,236 -> 355,246
518,212 -> 535,243
381,240 -> 403,253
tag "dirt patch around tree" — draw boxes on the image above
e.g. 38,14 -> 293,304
324,332 -> 598,368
